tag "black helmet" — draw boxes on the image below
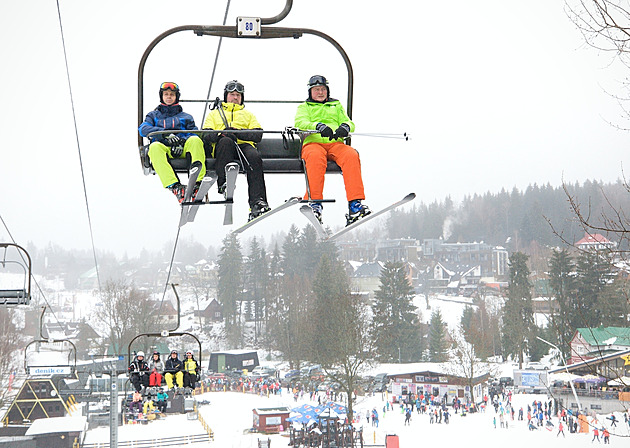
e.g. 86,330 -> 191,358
159,82 -> 180,104
307,75 -> 329,101
224,80 -> 244,104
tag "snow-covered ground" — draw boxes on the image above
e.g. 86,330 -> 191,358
82,390 -> 630,447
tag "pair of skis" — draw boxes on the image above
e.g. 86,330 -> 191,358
299,193 -> 416,241
179,162 -> 238,227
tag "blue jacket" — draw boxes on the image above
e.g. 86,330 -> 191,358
139,104 -> 198,142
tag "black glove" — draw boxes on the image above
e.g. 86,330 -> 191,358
333,123 -> 350,139
164,133 -> 184,147
203,130 -> 219,144
316,123 -> 334,140
171,146 -> 184,158
219,127 -> 238,142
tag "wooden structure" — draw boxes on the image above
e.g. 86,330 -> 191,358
253,406 -> 289,434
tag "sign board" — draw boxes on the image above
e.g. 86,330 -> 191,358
237,17 -> 261,37
29,366 -> 73,376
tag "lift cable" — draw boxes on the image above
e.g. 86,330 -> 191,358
55,0 -> 102,292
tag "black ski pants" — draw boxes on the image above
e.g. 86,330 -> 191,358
214,137 -> 267,206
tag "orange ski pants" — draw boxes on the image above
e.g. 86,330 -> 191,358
301,141 -> 365,201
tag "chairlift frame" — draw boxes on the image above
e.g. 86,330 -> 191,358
0,242 -> 32,305
24,307 -> 77,376
136,0 -> 354,201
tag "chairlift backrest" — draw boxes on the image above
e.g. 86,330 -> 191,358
0,243 -> 32,305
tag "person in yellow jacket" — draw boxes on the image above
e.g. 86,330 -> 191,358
203,80 -> 270,221
183,350 -> 201,390
295,75 -> 371,226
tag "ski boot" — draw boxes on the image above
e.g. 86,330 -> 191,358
217,182 -> 227,198
346,200 -> 371,226
191,181 -> 202,201
168,182 -> 186,204
309,202 -> 323,224
248,199 -> 271,222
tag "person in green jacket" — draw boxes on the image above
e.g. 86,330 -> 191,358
294,75 -> 371,225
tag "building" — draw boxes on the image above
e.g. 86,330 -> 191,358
252,407 -> 290,433
576,233 -> 617,252
208,350 -> 259,373
569,327 -> 630,365
422,239 -> 509,279
194,298 -> 223,325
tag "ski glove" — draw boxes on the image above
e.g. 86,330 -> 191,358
220,127 -> 238,142
164,133 -> 185,147
333,123 -> 350,139
202,130 -> 219,144
316,123 -> 334,140
170,146 -> 184,158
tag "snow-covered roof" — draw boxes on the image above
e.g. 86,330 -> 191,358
25,416 -> 86,435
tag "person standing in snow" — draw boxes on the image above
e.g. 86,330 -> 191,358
202,80 -> 270,221
139,82 -> 206,203
294,75 -> 371,226
557,420 -> 565,437
592,426 -> 600,442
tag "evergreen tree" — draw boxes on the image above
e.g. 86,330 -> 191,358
217,233 -> 244,348
371,262 -> 423,362
574,250 -> 611,328
428,309 -> 448,362
548,248 -> 577,358
597,274 -> 630,326
501,252 -> 534,368
245,237 -> 268,343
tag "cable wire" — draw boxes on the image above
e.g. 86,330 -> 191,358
55,0 -> 101,292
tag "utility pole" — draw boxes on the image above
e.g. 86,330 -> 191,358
109,363 -> 118,448
536,336 -> 582,412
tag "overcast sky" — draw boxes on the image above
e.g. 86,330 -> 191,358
0,0 -> 627,258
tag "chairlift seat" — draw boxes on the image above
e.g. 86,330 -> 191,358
140,136 -> 341,175
0,289 -> 29,305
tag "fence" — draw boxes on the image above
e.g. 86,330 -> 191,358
81,433 -> 211,448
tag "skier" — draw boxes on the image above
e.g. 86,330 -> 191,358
155,387 -> 168,413
592,426 -> 600,443
294,75 -> 371,225
148,351 -> 165,387
602,428 -> 610,444
202,80 -> 270,221
164,350 -> 184,390
557,420 -> 565,437
139,82 -> 206,203
404,407 -> 412,425
183,350 -> 201,390
128,351 -> 150,393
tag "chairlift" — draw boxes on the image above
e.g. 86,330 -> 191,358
137,0 -> 353,206
0,242 -> 32,305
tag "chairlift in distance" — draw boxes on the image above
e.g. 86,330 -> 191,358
0,242 -> 32,305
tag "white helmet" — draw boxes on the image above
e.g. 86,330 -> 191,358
137,351 -> 145,358
186,351 -> 193,356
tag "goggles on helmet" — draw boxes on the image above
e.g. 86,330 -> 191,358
225,81 -> 244,94
160,82 -> 179,91
308,75 -> 328,88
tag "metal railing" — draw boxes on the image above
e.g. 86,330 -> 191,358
81,433 -> 210,448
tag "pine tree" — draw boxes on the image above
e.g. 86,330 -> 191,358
428,309 -> 448,362
548,248 -> 577,357
501,252 -> 534,368
217,233 -> 244,348
371,261 -> 423,362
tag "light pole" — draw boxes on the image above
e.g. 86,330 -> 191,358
536,336 -> 582,413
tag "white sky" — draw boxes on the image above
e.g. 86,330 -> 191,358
0,0 -> 628,257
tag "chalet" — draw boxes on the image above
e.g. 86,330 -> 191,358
194,299 -> 223,325
570,327 -> 630,365
576,233 -> 617,252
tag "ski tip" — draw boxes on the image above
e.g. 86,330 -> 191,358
405,192 -> 416,201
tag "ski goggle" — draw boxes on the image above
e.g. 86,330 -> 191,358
225,81 -> 244,93
308,75 -> 328,88
160,82 -> 179,91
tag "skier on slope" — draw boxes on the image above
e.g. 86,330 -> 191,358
202,80 -> 270,222
139,82 -> 206,203
294,75 -> 371,226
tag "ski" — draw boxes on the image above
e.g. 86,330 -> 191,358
327,192 -> 416,241
299,204 -> 329,240
178,161 -> 203,227
232,197 -> 301,235
183,172 -> 218,225
222,162 -> 239,225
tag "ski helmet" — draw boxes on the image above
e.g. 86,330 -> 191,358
137,351 -> 145,358
307,75 -> 329,100
159,82 -> 180,104
224,80 -> 245,104
186,351 -> 193,356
